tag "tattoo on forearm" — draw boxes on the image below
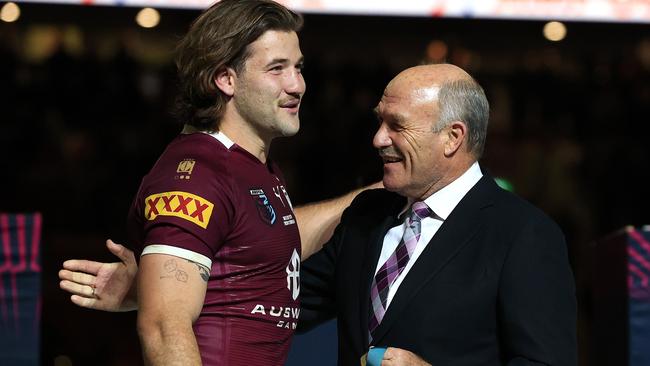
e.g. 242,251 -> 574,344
158,258 -> 209,283
187,260 -> 210,282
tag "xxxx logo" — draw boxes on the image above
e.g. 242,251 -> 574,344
144,191 -> 214,229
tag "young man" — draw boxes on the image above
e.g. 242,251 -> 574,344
59,1 -> 370,365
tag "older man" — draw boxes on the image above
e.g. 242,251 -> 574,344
299,63 -> 577,365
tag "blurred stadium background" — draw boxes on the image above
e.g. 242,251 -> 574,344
1,0 -> 649,365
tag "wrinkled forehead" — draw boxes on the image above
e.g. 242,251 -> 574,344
377,80 -> 440,113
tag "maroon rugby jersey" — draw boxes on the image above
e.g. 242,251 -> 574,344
127,129 -> 301,366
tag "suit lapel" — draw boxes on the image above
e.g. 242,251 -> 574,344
369,176 -> 498,345
358,193 -> 405,346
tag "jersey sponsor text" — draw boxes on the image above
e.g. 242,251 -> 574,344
144,191 -> 214,229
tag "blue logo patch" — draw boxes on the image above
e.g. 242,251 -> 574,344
250,188 -> 276,225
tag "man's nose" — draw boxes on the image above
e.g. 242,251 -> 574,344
285,70 -> 305,96
373,123 -> 391,149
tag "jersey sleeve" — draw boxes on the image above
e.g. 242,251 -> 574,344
136,153 -> 235,268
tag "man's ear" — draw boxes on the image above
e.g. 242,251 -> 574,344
214,67 -> 236,97
443,121 -> 467,157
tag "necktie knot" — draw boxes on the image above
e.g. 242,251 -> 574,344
411,201 -> 431,220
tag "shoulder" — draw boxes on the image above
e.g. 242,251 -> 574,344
141,134 -> 237,205
343,189 -> 405,221
482,179 -> 564,240
499,187 -> 558,225
152,134 -> 234,181
176,133 -> 231,167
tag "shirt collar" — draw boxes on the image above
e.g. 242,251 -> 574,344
181,124 -> 235,149
399,161 -> 483,220
425,161 -> 483,220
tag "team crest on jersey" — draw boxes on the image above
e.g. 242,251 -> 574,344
176,159 -> 195,180
144,191 -> 214,229
250,188 -> 276,225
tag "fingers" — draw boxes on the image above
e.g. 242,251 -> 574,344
59,268 -> 96,299
70,294 -> 98,309
381,348 -> 404,365
106,239 -> 136,265
381,348 -> 394,365
60,279 -> 95,298
58,269 -> 96,286
62,259 -> 103,275
379,347 -> 429,366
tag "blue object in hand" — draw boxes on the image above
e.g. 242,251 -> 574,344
367,347 -> 386,366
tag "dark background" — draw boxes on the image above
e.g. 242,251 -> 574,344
1,2 -> 649,365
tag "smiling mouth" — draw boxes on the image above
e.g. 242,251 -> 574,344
381,156 -> 403,164
280,100 -> 301,110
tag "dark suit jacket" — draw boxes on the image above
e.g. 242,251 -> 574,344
299,175 -> 577,366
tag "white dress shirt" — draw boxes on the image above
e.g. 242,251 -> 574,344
373,162 -> 484,309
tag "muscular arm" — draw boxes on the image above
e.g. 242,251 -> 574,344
137,253 -> 209,366
296,182 -> 382,260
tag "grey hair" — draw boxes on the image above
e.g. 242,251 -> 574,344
433,78 -> 490,158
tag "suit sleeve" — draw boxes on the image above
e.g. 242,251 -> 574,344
297,188 -> 384,333
499,215 -> 578,366
297,217 -> 343,333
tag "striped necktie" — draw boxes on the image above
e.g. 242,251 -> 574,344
368,201 -> 432,342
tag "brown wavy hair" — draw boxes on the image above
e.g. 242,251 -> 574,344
174,0 -> 303,130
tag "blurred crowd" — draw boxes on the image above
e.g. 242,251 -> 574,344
1,7 -> 649,365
